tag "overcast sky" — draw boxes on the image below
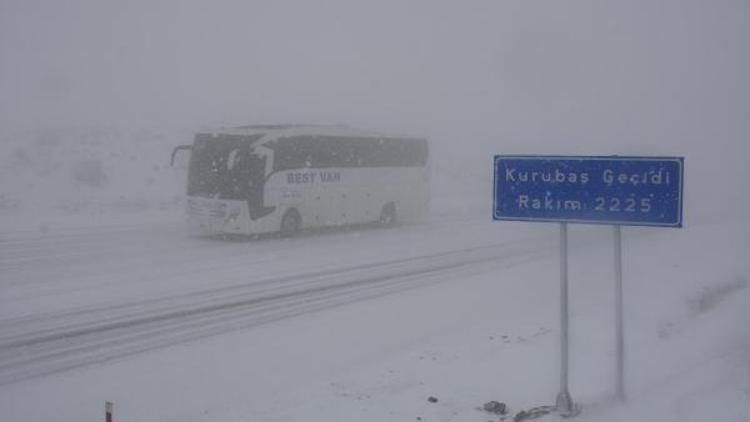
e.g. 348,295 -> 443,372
1,0 -> 748,159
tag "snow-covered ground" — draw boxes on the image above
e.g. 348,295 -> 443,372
0,128 -> 748,422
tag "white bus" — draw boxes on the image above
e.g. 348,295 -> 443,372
171,125 -> 429,236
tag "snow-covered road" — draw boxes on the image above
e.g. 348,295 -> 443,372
0,214 -> 558,385
1,210 -> 748,422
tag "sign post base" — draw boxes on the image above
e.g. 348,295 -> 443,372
555,391 -> 573,412
555,392 -> 581,417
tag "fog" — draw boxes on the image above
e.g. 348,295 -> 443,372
1,2 -> 749,421
2,2 -> 746,138
3,0 -> 749,217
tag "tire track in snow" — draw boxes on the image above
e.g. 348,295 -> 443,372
0,238 -> 552,385
0,215 -> 485,261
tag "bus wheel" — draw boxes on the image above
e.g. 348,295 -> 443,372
280,209 -> 301,236
379,203 -> 397,226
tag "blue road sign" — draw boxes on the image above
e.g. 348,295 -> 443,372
493,156 -> 684,227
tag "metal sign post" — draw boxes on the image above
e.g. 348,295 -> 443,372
493,155 -> 684,415
614,225 -> 625,402
555,222 -> 575,414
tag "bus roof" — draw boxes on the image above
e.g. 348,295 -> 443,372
199,124 -> 423,143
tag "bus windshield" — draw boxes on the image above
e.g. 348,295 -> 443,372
187,134 -> 266,201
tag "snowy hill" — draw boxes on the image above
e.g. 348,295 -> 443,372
0,126 -> 188,230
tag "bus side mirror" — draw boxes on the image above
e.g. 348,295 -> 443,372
171,145 -> 192,166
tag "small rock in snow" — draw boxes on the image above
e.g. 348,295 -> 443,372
428,396 -> 438,403
482,401 -> 507,415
